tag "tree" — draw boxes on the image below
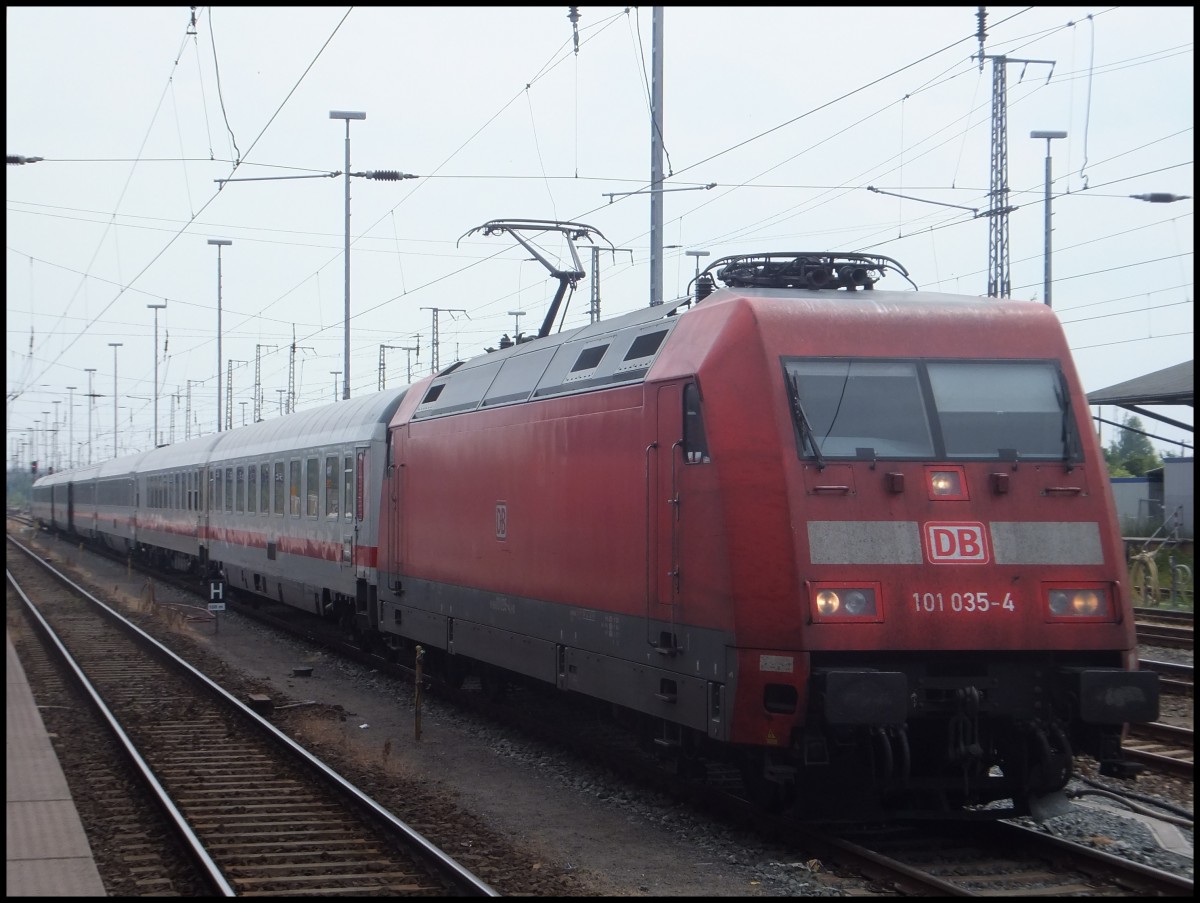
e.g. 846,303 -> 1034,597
1103,414 -> 1162,477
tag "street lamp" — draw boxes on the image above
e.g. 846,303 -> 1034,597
108,343 -> 122,458
207,238 -> 232,431
328,110 -> 417,400
147,301 -> 166,446
506,310 -> 526,340
330,110 -> 366,401
1030,130 -> 1067,307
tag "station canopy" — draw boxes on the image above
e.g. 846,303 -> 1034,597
1087,359 -> 1193,436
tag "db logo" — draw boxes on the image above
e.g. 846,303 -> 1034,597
923,522 -> 990,564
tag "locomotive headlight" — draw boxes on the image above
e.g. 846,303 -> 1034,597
810,583 -> 882,622
816,590 -> 841,615
930,471 -> 960,494
925,466 -> 968,500
844,590 -> 870,615
1045,585 -> 1111,621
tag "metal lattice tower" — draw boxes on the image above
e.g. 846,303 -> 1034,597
225,360 -> 246,431
975,10 -> 1054,299
422,307 -> 467,375
254,344 -> 277,422
288,330 -> 296,415
378,344 -> 400,390
987,57 -> 1011,298
978,54 -> 1055,298
589,246 -> 601,323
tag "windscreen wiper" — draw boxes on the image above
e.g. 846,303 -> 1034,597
789,372 -> 826,470
1054,370 -> 1076,471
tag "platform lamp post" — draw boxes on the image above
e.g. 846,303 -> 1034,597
108,343 -> 122,458
331,370 -> 341,402
330,110 -> 366,401
147,301 -> 166,446
328,110 -> 417,400
1030,131 -> 1067,307
207,238 -> 232,431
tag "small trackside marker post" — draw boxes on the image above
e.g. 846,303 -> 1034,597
414,645 -> 425,743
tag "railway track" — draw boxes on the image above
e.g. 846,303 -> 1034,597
1138,658 -> 1194,696
1135,606 -> 1195,651
792,819 -> 1193,896
14,522 -> 1193,896
1124,721 -> 1195,781
6,534 -> 497,897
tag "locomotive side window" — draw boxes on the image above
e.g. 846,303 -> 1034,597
624,330 -> 666,361
571,344 -> 608,372
927,361 -> 1076,460
306,456 -> 319,517
683,383 -> 711,464
289,460 -> 301,517
325,455 -> 339,518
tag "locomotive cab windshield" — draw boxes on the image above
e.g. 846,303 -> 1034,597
784,357 -> 1083,463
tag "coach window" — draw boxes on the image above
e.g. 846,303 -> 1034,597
343,454 -> 354,520
274,462 -> 285,516
325,455 -> 339,517
289,460 -> 301,517
260,463 -> 270,514
224,466 -> 233,512
236,466 -> 245,513
214,470 -> 223,515
247,464 -> 257,514
683,382 -> 711,464
306,456 -> 320,517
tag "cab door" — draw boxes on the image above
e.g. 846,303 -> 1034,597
649,381 -> 686,651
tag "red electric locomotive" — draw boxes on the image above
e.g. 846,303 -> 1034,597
374,243 -> 1158,819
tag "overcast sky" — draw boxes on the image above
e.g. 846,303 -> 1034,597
6,6 -> 1193,468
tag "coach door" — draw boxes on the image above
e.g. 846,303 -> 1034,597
349,447 -> 367,577
648,381 -> 686,652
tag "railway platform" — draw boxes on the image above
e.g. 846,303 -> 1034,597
6,630 -> 107,896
